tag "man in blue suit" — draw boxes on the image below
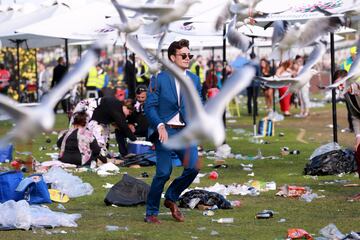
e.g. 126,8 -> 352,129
144,39 -> 202,224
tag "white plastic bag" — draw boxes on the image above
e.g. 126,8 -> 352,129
43,166 -> 93,198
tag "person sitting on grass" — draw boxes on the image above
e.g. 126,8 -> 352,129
57,111 -> 105,166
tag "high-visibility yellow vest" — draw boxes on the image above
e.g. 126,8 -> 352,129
190,62 -> 204,83
136,62 -> 150,83
98,73 -> 106,88
86,67 -> 103,89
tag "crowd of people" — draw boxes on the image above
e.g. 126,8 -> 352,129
0,39 -> 359,223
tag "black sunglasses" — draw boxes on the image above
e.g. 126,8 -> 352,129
176,53 -> 194,60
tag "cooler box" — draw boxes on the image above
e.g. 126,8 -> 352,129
127,140 -> 152,154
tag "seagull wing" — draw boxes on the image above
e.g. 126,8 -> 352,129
42,41 -> 102,109
111,0 -> 128,23
298,41 -> 326,75
347,37 -> 360,78
155,57 -> 204,121
227,16 -> 253,52
113,2 -> 174,16
125,35 -> 160,73
205,65 -> 255,116
0,94 -> 29,121
164,123 -> 199,149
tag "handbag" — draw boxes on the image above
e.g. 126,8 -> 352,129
16,174 -> 51,204
0,170 -> 24,203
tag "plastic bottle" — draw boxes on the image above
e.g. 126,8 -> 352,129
212,218 -> 234,223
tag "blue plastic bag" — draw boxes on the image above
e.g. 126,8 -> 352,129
0,170 -> 24,203
16,174 -> 51,204
0,144 -> 13,162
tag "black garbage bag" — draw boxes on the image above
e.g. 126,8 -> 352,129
178,189 -> 232,209
304,149 -> 357,175
104,174 -> 150,206
120,153 -> 156,167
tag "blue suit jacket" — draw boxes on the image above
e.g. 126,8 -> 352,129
145,70 -> 202,131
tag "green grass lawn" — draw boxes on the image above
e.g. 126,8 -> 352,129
0,101 -> 359,240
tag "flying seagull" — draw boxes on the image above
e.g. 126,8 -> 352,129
154,56 -> 255,149
114,0 -> 200,35
227,15 -> 253,52
110,0 -> 144,34
326,37 -> 360,90
261,41 -> 326,100
0,41 -> 103,146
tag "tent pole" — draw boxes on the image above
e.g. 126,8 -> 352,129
222,23 -> 227,144
16,40 -> 21,101
34,48 -> 38,102
330,33 -> 337,143
251,37 -> 257,137
64,39 -> 69,69
78,45 -> 84,99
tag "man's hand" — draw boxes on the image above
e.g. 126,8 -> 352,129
128,124 -> 136,133
158,125 -> 168,143
349,82 -> 360,95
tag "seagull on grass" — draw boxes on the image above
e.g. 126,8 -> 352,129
0,41 -> 103,146
155,56 -> 255,149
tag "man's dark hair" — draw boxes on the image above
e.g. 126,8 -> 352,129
73,111 -> 88,126
136,85 -> 147,95
57,57 -> 64,64
167,39 -> 190,60
123,98 -> 135,112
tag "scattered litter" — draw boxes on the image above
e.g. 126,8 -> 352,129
287,228 -> 313,240
230,200 -> 241,207
188,198 -> 201,209
247,172 -> 255,176
233,128 -> 246,134
105,225 -> 129,232
179,189 -> 232,209
102,183 -> 114,189
57,204 -> 66,210
0,200 -> 81,230
309,142 -> 341,160
276,185 -> 309,198
278,218 -> 286,223
227,119 -> 236,123
256,210 -> 273,219
197,227 -> 206,231
193,173 -> 206,184
300,192 -> 319,203
208,171 -> 218,180
210,230 -> 219,236
203,210 -> 214,216
319,223 -> 346,239
97,163 -> 119,177
43,166 -> 93,198
212,218 -> 233,223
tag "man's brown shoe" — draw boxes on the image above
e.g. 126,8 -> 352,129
144,215 -> 161,224
164,199 -> 185,222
